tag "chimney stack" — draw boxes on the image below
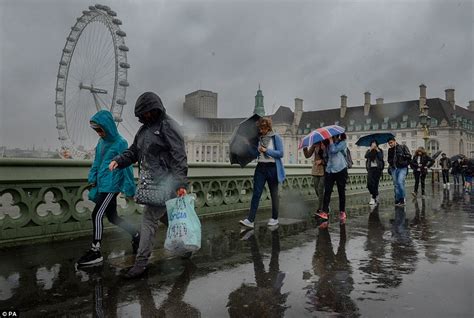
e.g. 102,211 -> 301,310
419,84 -> 427,112
292,98 -> 304,133
468,100 -> 474,112
445,88 -> 455,110
364,92 -> 371,116
340,95 -> 347,118
376,98 -> 384,106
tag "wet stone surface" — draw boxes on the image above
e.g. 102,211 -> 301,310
0,185 -> 473,317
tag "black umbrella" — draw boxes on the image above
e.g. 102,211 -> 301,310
229,114 -> 261,167
355,133 -> 395,147
427,150 -> 443,168
450,154 -> 465,162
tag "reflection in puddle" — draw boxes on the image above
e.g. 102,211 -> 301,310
36,264 -> 61,290
0,273 -> 20,300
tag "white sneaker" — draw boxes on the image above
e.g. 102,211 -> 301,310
369,198 -> 376,205
443,184 -> 447,188
447,183 -> 450,187
240,229 -> 254,241
267,218 -> 279,226
239,219 -> 254,228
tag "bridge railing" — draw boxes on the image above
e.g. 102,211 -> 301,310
0,158 -> 414,245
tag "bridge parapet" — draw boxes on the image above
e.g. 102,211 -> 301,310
0,158 -> 413,245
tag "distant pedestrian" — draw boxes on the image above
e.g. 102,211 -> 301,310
439,153 -> 451,188
387,137 -> 412,206
76,110 -> 139,267
451,158 -> 464,186
239,117 -> 286,229
461,158 -> 474,193
365,140 -> 384,205
410,147 -> 433,198
303,142 -> 327,213
109,92 -> 188,278
315,133 -> 348,225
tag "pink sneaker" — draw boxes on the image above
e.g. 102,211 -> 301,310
319,221 -> 329,229
339,211 -> 347,224
315,211 -> 329,220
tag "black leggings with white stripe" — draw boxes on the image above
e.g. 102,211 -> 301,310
92,192 -> 137,244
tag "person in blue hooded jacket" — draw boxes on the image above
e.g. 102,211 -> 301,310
76,110 -> 139,267
239,117 -> 286,229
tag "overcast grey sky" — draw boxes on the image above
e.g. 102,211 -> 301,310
0,0 -> 472,149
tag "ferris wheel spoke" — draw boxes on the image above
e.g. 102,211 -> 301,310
93,67 -> 116,85
93,46 -> 115,82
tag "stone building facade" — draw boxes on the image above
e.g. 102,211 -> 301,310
183,85 -> 474,167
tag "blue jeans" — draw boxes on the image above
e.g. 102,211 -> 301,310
248,163 -> 279,222
391,167 -> 408,202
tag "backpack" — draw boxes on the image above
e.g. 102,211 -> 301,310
343,148 -> 353,169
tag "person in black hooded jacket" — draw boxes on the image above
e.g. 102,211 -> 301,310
410,147 -> 433,198
109,92 -> 188,278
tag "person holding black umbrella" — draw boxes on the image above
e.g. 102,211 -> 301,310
239,117 -> 286,229
365,140 -> 384,205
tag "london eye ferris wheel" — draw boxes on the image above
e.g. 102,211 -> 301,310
55,4 -> 130,159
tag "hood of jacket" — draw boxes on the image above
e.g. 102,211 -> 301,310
90,110 -> 119,142
134,92 -> 166,118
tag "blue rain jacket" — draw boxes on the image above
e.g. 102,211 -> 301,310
88,110 -> 136,196
249,133 -> 286,183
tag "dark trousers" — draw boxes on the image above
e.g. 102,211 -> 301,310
442,170 -> 450,184
92,192 -> 137,244
322,168 -> 347,213
367,168 -> 382,199
248,163 -> 279,222
413,171 -> 427,194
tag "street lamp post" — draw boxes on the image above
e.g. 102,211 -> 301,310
419,104 -> 431,153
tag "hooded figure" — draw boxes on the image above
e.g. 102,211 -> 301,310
110,92 -> 188,279
88,110 -> 136,197
76,110 -> 139,268
113,92 -> 188,196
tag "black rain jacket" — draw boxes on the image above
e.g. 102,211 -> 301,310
113,92 -> 188,198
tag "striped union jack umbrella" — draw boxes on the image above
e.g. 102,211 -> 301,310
298,125 -> 345,149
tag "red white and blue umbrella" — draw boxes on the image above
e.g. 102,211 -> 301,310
298,125 -> 345,149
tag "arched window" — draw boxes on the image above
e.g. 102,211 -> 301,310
427,139 -> 439,155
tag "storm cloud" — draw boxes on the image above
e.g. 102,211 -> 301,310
0,0 -> 472,148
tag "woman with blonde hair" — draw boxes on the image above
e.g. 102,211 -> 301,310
239,117 -> 286,228
410,147 -> 434,198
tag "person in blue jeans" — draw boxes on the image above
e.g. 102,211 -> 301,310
387,137 -> 412,206
240,117 -> 286,229
315,134 -> 349,226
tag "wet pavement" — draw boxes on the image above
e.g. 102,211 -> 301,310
0,185 -> 473,317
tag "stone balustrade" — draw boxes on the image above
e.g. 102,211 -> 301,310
0,158 -> 415,245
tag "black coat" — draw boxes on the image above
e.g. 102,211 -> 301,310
365,148 -> 384,171
388,144 -> 411,169
410,154 -> 433,175
113,92 -> 188,198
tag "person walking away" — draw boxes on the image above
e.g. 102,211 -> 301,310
303,142 -> 326,213
461,158 -> 474,193
439,153 -> 451,188
410,147 -> 433,198
451,158 -> 463,186
387,137 -> 412,206
109,92 -> 188,278
239,117 -> 286,229
76,110 -> 139,267
365,140 -> 384,205
315,133 -> 349,225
